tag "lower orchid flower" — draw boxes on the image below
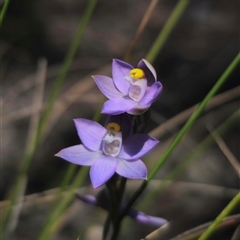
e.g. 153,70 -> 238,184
55,114 -> 158,188
93,59 -> 163,115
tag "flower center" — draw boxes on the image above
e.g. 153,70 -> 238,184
128,79 -> 147,102
130,68 -> 145,79
106,122 -> 121,134
102,122 -> 122,157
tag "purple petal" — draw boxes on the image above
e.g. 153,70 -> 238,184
93,75 -> 124,99
139,81 -> 162,106
74,119 -> 106,151
112,59 -> 132,95
101,98 -> 138,115
90,155 -> 117,188
55,144 -> 100,166
116,158 -> 147,179
119,134 -> 159,160
128,209 -> 167,227
137,59 -> 156,86
76,194 -> 98,206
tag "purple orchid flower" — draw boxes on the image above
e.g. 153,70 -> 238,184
93,59 -> 163,115
76,193 -> 167,227
55,114 -> 158,188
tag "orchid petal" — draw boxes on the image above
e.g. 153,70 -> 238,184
55,144 -> 100,166
128,209 -> 167,227
101,98 -> 137,115
119,134 -> 159,160
116,158 -> 147,179
137,59 -> 156,86
74,119 -> 106,151
93,75 -> 124,99
112,59 -> 132,95
139,81 -> 162,106
76,194 -> 98,206
90,155 -> 117,188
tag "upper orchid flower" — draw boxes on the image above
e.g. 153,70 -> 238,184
55,114 -> 158,188
93,59 -> 163,115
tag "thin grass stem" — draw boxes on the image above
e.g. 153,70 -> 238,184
3,0 -> 98,238
124,0 -> 159,61
146,0 -> 190,63
36,0 -> 98,143
138,109 -> 240,210
0,0 -> 10,25
198,193 -> 240,240
120,53 -> 240,220
37,167 -> 89,240
2,59 -> 47,238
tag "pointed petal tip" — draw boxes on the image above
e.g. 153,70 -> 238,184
91,179 -> 108,188
92,184 -> 98,189
90,155 -> 117,189
73,118 -> 81,124
112,58 -> 120,62
92,183 -> 107,189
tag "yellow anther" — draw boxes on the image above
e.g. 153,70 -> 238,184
130,68 -> 145,79
106,122 -> 121,134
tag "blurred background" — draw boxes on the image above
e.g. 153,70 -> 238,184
1,0 -> 239,239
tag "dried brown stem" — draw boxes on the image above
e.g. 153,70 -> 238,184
207,123 -> 240,175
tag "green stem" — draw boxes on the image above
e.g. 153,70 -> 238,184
0,0 -> 10,26
146,0 -> 190,63
149,53 -> 239,180
3,0 -> 98,238
108,177 -> 127,240
36,0 -> 98,143
198,193 -> 240,240
117,177 -> 127,200
103,180 -> 118,239
106,180 -> 118,213
102,212 -> 112,240
37,167 -> 89,240
38,164 -> 77,230
110,222 -> 121,240
138,109 -> 240,210
120,53 -> 240,220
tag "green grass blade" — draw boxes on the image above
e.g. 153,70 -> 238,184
148,53 -> 240,181
36,0 -> 98,144
37,167 -> 89,240
0,0 -> 11,26
2,59 -> 47,238
138,109 -> 240,210
2,0 -> 98,238
198,193 -> 240,240
120,53 -> 240,219
146,0 -> 190,63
